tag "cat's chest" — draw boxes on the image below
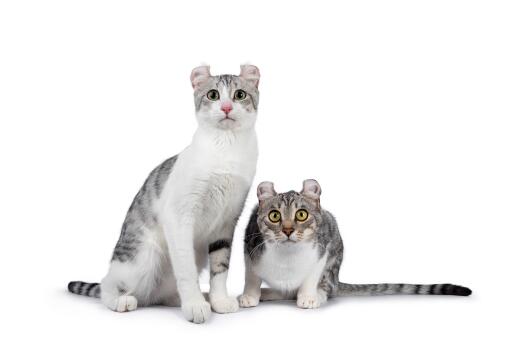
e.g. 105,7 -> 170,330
185,137 -> 257,181
254,243 -> 321,292
202,172 -> 249,210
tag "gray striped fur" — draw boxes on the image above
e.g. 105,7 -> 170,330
335,283 -> 471,297
68,155 -> 178,297
68,281 -> 101,298
208,239 -> 232,277
112,155 -> 178,262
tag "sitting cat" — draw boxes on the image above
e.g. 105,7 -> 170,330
239,179 -> 471,309
68,65 -> 260,323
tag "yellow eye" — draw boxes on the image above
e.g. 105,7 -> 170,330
295,209 -> 308,221
268,210 -> 281,223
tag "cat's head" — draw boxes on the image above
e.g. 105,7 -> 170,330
255,179 -> 323,244
190,65 -> 260,131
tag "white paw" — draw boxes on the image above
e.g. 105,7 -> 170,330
297,293 -> 322,309
181,300 -> 212,324
115,295 -> 138,312
238,294 -> 260,308
210,296 -> 239,314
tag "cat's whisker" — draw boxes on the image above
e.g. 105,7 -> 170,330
248,240 -> 266,259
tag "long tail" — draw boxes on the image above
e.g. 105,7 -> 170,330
336,282 -> 471,297
68,281 -> 101,298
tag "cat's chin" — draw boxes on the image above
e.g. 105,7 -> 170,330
216,118 -> 241,130
278,239 -> 298,246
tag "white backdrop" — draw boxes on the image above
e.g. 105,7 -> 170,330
1,1 -> 511,340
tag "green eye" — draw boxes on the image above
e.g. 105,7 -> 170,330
207,90 -> 219,101
295,209 -> 308,221
268,210 -> 281,223
234,89 -> 247,100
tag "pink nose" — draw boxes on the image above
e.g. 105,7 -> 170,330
221,102 -> 233,114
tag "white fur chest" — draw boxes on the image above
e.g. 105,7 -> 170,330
156,128 -> 258,236
253,243 -> 321,292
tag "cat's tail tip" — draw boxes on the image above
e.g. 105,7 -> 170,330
450,285 -> 472,296
67,281 -> 101,298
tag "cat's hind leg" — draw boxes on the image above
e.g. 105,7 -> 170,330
100,227 -> 166,312
100,263 -> 140,312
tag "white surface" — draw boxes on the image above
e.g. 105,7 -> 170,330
1,0 -> 511,340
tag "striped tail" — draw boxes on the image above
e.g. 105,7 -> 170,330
68,281 -> 101,298
336,282 -> 471,297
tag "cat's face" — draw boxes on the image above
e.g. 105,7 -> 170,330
190,65 -> 260,131
256,180 -> 323,244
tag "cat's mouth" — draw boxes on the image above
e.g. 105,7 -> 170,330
217,116 -> 240,129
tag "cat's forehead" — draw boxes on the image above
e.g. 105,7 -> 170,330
277,191 -> 302,206
199,74 -> 243,90
264,191 -> 309,210
213,74 -> 241,88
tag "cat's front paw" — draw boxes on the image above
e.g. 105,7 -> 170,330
114,295 -> 138,312
238,294 -> 260,308
181,299 -> 212,323
296,293 -> 322,309
210,296 -> 239,314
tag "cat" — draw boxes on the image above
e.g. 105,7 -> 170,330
239,179 -> 471,309
68,65 -> 260,323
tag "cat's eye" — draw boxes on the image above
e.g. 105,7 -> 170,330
207,89 -> 220,101
233,89 -> 247,101
295,209 -> 309,222
268,210 -> 281,223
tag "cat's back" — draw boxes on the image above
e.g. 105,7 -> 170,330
244,206 -> 262,256
124,155 -> 179,220
317,208 -> 344,258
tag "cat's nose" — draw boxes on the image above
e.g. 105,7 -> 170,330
282,227 -> 294,237
221,101 -> 233,114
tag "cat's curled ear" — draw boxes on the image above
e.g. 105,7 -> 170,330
257,181 -> 276,202
190,65 -> 211,90
240,65 -> 260,88
301,179 -> 322,207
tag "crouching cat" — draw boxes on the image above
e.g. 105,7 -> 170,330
239,179 -> 471,309
68,65 -> 260,323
